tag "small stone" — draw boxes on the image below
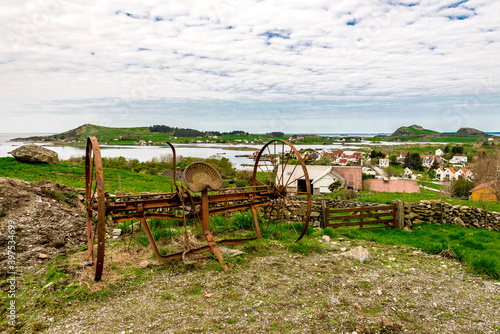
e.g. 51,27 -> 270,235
340,248 -> 347,251
483,281 -> 495,289
377,289 -> 382,296
112,229 -> 122,236
219,246 -> 244,257
389,257 -> 396,261
137,260 -> 150,268
205,293 -> 213,298
81,261 -> 93,267
38,253 -> 48,259
328,294 -> 340,305
321,235 -> 331,243
43,282 -> 54,289
339,246 -> 371,264
244,307 -> 253,313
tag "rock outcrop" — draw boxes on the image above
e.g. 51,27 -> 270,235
9,144 -> 59,164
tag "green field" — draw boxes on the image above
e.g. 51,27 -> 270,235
322,223 -> 500,279
431,137 -> 480,143
0,157 -> 175,194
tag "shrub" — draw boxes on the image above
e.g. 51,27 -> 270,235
451,178 -> 474,198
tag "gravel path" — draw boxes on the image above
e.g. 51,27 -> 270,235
16,238 -> 500,334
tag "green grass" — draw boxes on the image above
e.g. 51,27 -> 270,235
324,223 -> 500,280
354,188 -> 500,212
431,137 -> 481,143
286,238 -> 325,254
418,180 -> 441,190
356,188 -> 442,203
0,157 -> 175,193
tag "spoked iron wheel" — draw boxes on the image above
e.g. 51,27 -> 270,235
85,136 -> 106,281
252,140 -> 311,242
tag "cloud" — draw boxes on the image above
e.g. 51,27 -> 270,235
0,0 -> 499,133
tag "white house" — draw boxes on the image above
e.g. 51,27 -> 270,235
404,167 -> 417,180
449,155 -> 467,164
435,167 -> 446,181
435,167 -> 474,182
435,149 -> 444,157
362,166 -> 377,176
311,168 -> 344,194
421,155 -> 435,168
277,165 -> 362,194
379,158 -> 389,168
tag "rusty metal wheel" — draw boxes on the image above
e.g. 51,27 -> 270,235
252,140 -> 311,242
85,136 -> 106,281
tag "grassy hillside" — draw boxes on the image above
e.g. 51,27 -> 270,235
368,125 -> 490,143
0,157 -> 175,194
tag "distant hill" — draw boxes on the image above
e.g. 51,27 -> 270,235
11,124 -> 154,143
455,127 -> 486,136
10,124 -> 277,145
373,125 -> 489,142
390,125 -> 439,138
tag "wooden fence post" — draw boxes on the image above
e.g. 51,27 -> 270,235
394,200 -> 404,229
321,199 -> 327,228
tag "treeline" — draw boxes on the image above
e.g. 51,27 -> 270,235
149,125 -> 249,138
149,125 -> 173,133
149,125 -> 204,137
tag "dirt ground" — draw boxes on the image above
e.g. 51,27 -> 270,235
8,237 -> 500,334
0,178 -> 87,275
1,179 -> 499,333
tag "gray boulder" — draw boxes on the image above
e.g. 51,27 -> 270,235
339,246 -> 371,264
10,144 -> 59,164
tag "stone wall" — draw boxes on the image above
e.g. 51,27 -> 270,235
298,198 -> 500,231
403,200 -> 500,231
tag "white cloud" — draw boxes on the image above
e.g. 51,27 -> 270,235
0,0 -> 499,133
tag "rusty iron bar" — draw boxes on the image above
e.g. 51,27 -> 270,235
85,137 -> 312,281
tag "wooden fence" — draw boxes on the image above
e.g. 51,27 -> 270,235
321,203 -> 397,230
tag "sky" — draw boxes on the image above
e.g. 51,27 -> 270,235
1,0 -> 499,134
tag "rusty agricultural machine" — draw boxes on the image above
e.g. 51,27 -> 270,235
85,137 -> 311,281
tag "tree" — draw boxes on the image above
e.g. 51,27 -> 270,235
451,178 -> 474,198
313,156 -> 334,165
471,151 -> 500,200
149,125 -> 173,133
389,154 -> 398,165
452,145 -> 464,155
328,180 -> 343,192
383,166 -> 399,178
403,153 -> 423,171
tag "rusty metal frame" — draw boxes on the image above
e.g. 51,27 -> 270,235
85,137 -> 312,281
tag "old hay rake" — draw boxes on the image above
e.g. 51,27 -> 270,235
85,137 -> 311,281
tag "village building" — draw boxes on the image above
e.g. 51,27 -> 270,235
403,167 -> 417,180
365,179 -> 420,193
469,181 -> 499,201
361,166 -> 377,176
449,155 -> 468,165
378,158 -> 389,168
435,167 -> 473,182
277,165 -> 362,194
397,152 -> 409,164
